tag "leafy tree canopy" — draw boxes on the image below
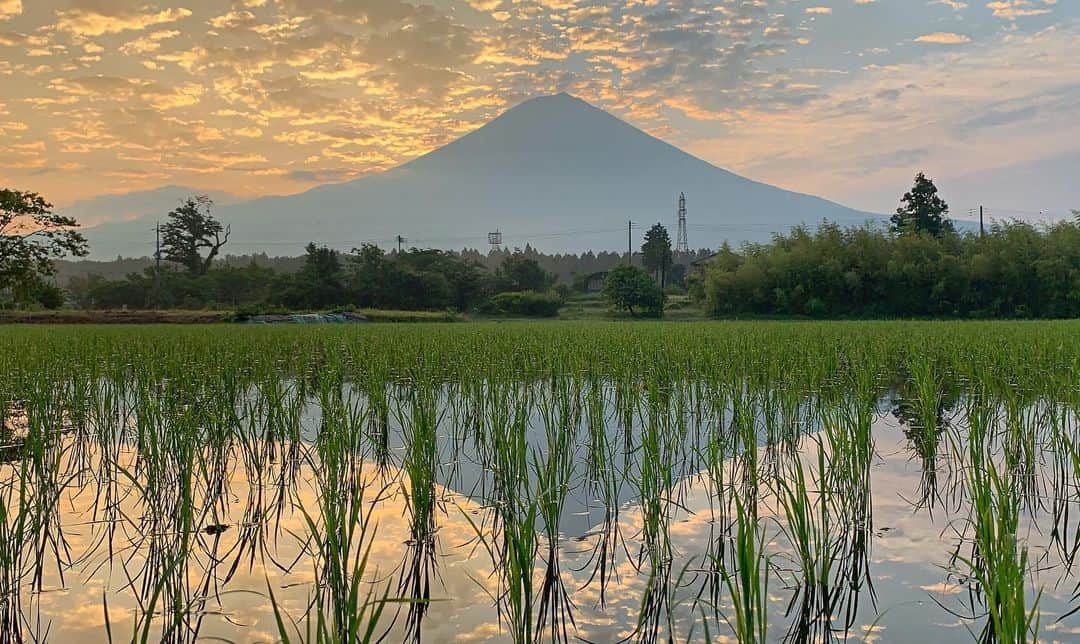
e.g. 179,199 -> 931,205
495,252 -> 556,292
890,172 -> 954,237
160,195 -> 230,276
0,188 -> 87,299
603,264 -> 665,318
279,243 -> 347,310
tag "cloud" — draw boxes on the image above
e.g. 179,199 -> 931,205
932,0 -> 968,9
55,6 -> 193,36
963,105 -> 1039,129
915,32 -> 972,44
0,30 -> 47,47
119,30 -> 180,55
0,0 -> 1074,211
689,25 -> 1080,212
0,0 -> 20,21
49,75 -> 205,110
284,168 -> 357,183
985,1 -> 1053,19
850,148 -> 930,175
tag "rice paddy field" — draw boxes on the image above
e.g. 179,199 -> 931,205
1,321 -> 1078,643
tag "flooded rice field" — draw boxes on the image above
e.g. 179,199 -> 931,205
0,322 -> 1077,643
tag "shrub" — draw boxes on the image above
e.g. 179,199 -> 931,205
483,290 -> 563,317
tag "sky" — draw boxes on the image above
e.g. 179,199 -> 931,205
1,0 -> 1076,223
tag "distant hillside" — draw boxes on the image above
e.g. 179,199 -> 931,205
78,93 -> 878,258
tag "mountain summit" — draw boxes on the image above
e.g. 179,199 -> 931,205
82,94 -> 873,258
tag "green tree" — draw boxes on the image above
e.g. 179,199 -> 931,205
398,248 -> 488,310
494,252 -> 555,292
1,189 -> 87,305
641,223 -> 673,286
160,195 -> 230,276
890,173 -> 954,237
602,264 -> 664,318
281,243 -> 347,309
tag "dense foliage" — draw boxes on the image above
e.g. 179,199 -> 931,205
70,244 -> 565,315
641,223 -> 674,287
891,172 -> 953,237
603,264 -> 665,317
0,189 -> 87,308
159,195 -> 230,276
481,290 -> 563,317
55,246 -> 712,293
696,220 -> 1080,319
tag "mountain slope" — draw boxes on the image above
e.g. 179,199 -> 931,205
82,94 -> 877,258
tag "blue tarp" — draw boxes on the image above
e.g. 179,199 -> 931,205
243,313 -> 369,324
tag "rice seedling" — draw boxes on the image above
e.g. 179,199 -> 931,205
392,377 -> 443,642
953,418 -> 1042,644
774,440 -> 845,642
718,493 -> 770,644
0,320 -> 1074,643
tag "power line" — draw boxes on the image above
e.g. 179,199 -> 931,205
218,224 -> 645,250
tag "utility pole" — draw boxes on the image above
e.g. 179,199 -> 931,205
396,235 -> 406,253
627,220 -> 632,265
154,222 -> 162,301
979,205 -> 984,238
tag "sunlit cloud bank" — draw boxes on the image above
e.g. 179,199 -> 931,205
0,0 -> 1074,219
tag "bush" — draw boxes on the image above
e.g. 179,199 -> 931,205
2,276 -> 66,310
483,290 -> 563,317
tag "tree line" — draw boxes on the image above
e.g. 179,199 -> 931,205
68,240 -> 568,315
2,192 -> 575,315
695,175 -> 1080,319
3,173 -> 1078,319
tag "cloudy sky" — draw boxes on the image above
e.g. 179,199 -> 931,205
1,0 -> 1076,222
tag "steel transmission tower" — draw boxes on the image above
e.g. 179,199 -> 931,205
675,192 -> 689,254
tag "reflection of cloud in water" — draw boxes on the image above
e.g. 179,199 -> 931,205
10,404 -> 1078,642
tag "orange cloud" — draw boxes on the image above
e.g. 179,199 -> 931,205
0,0 -> 21,21
915,32 -> 972,44
55,7 -> 192,36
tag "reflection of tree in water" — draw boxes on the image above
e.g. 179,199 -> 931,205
0,404 -> 27,464
889,382 -> 961,512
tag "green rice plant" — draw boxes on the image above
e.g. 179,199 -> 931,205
718,493 -> 770,644
628,376 -> 683,644
0,319 -> 1075,644
774,441 -> 843,642
961,453 -> 1041,642
463,379 -> 539,644
0,452 -> 32,642
579,374 -> 626,610
946,400 -> 1041,644
268,476 -> 396,644
534,379 -> 578,642
393,377 -> 443,642
275,444 -> 395,642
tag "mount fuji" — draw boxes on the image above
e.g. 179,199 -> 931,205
80,93 -> 876,258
